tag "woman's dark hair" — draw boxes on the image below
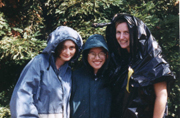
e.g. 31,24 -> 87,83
115,19 -> 127,28
113,18 -> 130,58
54,40 -> 78,59
114,17 -> 138,62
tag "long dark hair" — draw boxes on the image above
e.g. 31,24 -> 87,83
106,14 -> 138,63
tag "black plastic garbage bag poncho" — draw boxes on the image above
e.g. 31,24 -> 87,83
93,13 -> 175,118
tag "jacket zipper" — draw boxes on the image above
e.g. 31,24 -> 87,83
57,75 -> 64,118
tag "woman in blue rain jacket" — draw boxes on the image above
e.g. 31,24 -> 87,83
10,26 -> 83,118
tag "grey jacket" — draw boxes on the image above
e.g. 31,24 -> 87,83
10,26 -> 83,118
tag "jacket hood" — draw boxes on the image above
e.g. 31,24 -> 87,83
83,34 -> 109,52
82,34 -> 109,75
43,26 -> 83,63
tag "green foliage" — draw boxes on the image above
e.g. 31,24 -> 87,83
0,37 -> 46,63
0,87 -> 12,107
0,13 -> 10,37
169,80 -> 180,118
157,15 -> 179,71
0,107 -> 10,118
0,0 -> 179,117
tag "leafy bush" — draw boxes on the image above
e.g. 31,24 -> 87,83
0,107 -> 10,118
0,0 -> 179,117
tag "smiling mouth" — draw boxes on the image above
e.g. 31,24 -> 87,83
120,40 -> 127,43
94,62 -> 101,65
63,56 -> 71,59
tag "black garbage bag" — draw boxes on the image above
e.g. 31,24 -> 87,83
93,13 -> 175,118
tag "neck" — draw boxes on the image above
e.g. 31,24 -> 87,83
94,69 -> 98,75
127,47 -> 130,53
55,57 -> 65,69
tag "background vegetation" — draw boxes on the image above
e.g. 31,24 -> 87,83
0,0 -> 179,117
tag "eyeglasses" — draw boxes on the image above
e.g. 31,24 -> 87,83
88,52 -> 106,59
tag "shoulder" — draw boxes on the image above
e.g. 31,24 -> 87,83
73,67 -> 85,76
25,54 -> 49,70
72,67 -> 90,80
33,54 -> 49,62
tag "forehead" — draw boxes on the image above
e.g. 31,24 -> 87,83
116,22 -> 129,31
89,47 -> 104,52
63,40 -> 75,46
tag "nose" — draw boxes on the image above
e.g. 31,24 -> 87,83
94,54 -> 100,59
120,33 -> 124,39
64,48 -> 70,55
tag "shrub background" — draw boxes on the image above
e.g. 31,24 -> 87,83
0,0 -> 179,117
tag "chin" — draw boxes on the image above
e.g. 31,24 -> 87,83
93,67 -> 101,70
120,46 -> 128,49
62,58 -> 71,62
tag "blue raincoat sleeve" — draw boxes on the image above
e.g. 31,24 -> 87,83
10,55 -> 42,118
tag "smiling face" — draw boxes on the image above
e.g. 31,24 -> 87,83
116,22 -> 130,52
87,47 -> 106,74
56,40 -> 76,64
